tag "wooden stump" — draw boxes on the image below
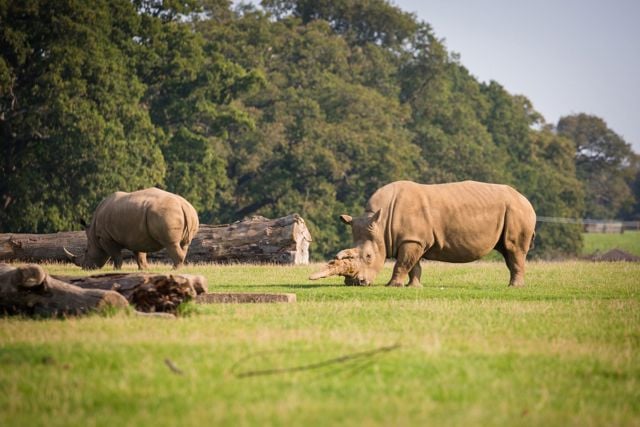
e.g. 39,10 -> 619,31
0,214 -> 312,265
0,263 -> 128,317
196,292 -> 296,304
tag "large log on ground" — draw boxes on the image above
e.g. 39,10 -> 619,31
0,214 -> 312,265
0,263 -> 128,317
53,273 -> 208,313
181,214 -> 311,264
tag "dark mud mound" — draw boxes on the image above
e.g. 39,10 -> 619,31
590,248 -> 640,262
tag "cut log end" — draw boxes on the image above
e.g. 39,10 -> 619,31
17,265 -> 48,287
96,291 -> 129,310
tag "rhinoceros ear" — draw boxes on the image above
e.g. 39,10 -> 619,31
369,209 -> 382,224
339,215 -> 353,225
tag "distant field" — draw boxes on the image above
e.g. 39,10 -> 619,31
582,230 -> 640,256
1,261 -> 639,426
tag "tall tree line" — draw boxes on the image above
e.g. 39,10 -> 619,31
1,0 -> 638,258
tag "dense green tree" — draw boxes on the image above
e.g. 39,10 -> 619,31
0,0 -> 165,232
135,7 -> 261,221
630,166 -> 640,220
262,0 -> 418,48
557,114 -> 637,219
210,14 -> 422,256
479,82 -> 584,256
520,129 -> 585,257
481,81 -> 541,162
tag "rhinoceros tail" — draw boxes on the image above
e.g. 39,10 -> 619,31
180,203 -> 199,245
529,231 -> 536,251
181,207 -> 191,245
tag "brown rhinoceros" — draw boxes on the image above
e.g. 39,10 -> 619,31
310,180 -> 536,287
64,188 -> 199,270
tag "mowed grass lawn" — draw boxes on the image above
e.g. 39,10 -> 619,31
1,260 -> 639,426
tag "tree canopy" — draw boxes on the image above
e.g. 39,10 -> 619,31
1,0 -> 637,259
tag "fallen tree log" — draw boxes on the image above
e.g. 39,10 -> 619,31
0,263 -> 128,317
1,263 -> 298,317
54,273 -> 207,313
0,263 -> 208,316
0,213 -> 312,265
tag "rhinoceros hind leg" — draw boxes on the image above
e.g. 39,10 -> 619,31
165,243 -> 186,269
502,250 -> 526,287
407,262 -> 423,288
387,242 -> 423,287
135,252 -> 149,270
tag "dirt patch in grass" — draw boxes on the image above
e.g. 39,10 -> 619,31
589,248 -> 640,262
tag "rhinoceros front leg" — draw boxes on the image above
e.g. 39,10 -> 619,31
387,242 -> 424,287
99,238 -> 124,270
134,252 -> 149,270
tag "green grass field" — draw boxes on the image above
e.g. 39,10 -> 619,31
583,230 -> 640,256
1,260 -> 639,426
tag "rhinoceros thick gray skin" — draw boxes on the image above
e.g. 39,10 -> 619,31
311,180 -> 536,287
65,188 -> 199,270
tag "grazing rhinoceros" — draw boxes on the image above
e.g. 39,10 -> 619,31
64,188 -> 199,270
310,180 -> 536,287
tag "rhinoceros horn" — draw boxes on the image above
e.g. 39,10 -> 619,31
63,247 -> 81,266
309,258 -> 358,280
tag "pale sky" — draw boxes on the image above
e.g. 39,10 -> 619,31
393,0 -> 640,152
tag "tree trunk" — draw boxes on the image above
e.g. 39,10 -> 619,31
0,263 -> 129,317
0,214 -> 312,265
183,214 -> 311,264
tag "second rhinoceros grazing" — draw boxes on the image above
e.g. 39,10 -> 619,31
310,180 -> 536,287
64,188 -> 199,270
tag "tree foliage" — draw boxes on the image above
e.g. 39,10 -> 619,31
1,0 -> 637,259
557,114 -> 638,220
0,0 -> 165,231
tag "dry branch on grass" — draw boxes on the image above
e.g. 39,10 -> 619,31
230,344 -> 401,378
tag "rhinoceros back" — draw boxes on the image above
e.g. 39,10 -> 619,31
91,188 -> 199,253
366,180 -> 536,262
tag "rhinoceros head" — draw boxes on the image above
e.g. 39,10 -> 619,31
63,228 -> 110,270
310,210 -> 386,286
63,246 -> 110,270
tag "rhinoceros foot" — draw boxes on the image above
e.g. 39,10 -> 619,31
385,280 -> 405,287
